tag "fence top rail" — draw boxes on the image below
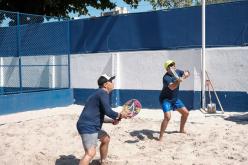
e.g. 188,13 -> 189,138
0,9 -> 69,21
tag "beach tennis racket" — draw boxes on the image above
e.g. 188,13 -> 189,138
121,99 -> 142,118
170,68 -> 190,80
170,67 -> 180,79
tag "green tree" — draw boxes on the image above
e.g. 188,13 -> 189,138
145,0 -> 238,10
0,0 -> 142,25
145,0 -> 193,9
0,0 -> 140,17
0,0 -> 239,18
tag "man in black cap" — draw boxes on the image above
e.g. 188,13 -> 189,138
77,74 -> 128,165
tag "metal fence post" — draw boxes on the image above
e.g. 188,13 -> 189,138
0,57 -> 3,94
67,20 -> 71,88
17,12 -> 22,93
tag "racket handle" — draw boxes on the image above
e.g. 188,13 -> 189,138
117,113 -> 123,121
170,67 -> 180,79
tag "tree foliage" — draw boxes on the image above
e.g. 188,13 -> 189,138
0,0 -> 140,17
145,0 -> 238,10
0,0 -> 141,25
0,0 -> 239,19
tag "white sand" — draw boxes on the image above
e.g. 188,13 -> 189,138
0,105 -> 247,165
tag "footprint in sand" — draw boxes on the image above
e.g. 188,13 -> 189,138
108,154 -> 119,159
138,145 -> 145,150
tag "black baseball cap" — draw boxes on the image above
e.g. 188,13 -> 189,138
97,74 -> 115,87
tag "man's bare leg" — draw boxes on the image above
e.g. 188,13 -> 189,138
159,111 -> 171,141
177,107 -> 189,133
99,135 -> 110,164
79,147 -> 96,165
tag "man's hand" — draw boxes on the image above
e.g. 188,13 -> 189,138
183,70 -> 190,79
176,77 -> 183,82
112,119 -> 120,125
120,110 -> 131,119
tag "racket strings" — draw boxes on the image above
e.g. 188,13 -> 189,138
128,101 -> 135,112
122,99 -> 142,117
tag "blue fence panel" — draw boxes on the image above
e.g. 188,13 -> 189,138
0,26 -> 18,56
20,22 -> 69,56
206,1 -> 248,46
70,1 -> 248,54
70,16 -> 119,53
1,1 -> 248,56
0,11 -> 70,95
108,7 -> 202,50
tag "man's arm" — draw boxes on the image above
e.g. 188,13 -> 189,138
103,116 -> 114,123
104,116 -> 121,125
168,70 -> 190,90
100,92 -> 119,120
164,74 -> 182,91
168,78 -> 182,90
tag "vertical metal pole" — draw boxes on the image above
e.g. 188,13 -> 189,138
201,0 -> 206,109
111,53 -> 120,107
52,56 -> 56,88
17,12 -> 23,92
0,58 -> 3,86
0,57 -> 3,94
116,53 -> 120,91
67,20 -> 71,88
117,53 -> 121,106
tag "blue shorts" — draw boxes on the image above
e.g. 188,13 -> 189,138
161,99 -> 185,112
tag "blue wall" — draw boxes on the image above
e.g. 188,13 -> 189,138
73,89 -> 196,110
70,1 -> 248,54
73,88 -> 248,112
0,89 -> 74,115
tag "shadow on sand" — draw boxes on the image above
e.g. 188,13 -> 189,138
55,155 -> 100,165
224,113 -> 248,124
125,129 -> 179,143
55,155 -> 79,165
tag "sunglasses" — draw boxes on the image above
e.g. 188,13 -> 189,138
168,62 -> 175,68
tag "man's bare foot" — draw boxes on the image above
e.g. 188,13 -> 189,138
158,136 -> 164,142
179,130 -> 187,134
100,159 -> 109,165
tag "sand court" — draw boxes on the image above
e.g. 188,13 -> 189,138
0,105 -> 247,165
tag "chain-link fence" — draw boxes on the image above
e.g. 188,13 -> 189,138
0,10 -> 70,95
